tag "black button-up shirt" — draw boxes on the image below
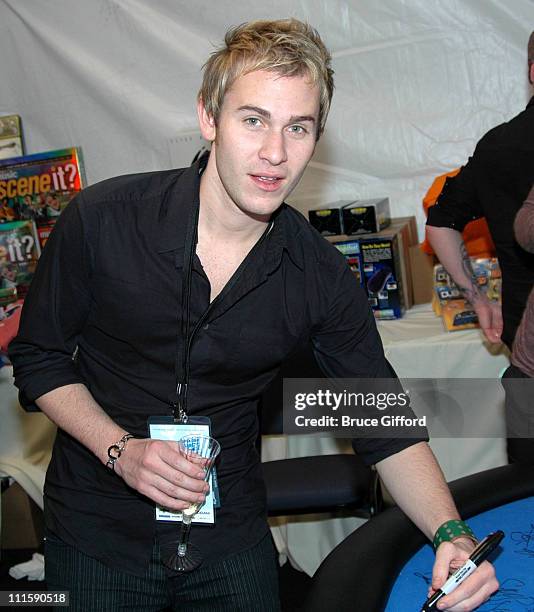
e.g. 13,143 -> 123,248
9,158 -> 424,576
427,97 -> 534,349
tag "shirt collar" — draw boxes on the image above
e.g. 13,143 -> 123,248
262,205 -> 305,272
155,153 -> 304,271
156,155 -> 205,255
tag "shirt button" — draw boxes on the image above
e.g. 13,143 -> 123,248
203,323 -> 209,331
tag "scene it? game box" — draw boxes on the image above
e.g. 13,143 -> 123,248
0,147 -> 85,249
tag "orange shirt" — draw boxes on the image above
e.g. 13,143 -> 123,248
421,169 -> 495,257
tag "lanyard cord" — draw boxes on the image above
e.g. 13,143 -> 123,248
174,199 -> 199,423
173,201 -> 274,423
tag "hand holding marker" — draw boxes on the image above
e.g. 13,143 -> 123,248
421,530 -> 504,611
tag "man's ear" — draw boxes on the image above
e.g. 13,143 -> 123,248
529,62 -> 534,85
197,96 -> 216,142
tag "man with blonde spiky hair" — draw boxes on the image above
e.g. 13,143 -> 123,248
11,19 -> 497,610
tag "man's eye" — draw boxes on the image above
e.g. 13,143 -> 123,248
245,117 -> 261,127
288,125 -> 307,135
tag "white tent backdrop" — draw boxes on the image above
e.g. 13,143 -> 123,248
1,0 -> 533,238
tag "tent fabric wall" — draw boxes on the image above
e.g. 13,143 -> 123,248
1,0 -> 533,238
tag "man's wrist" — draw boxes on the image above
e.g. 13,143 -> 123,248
460,284 -> 486,306
433,519 -> 478,550
449,535 -> 478,553
105,433 -> 135,472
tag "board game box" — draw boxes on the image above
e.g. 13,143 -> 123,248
0,147 -> 85,248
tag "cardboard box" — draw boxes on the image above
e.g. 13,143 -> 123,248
392,218 -> 416,309
342,198 -> 391,235
328,217 -> 417,319
367,217 -> 416,311
308,201 -> 345,236
432,258 -> 501,331
441,299 -> 478,331
360,231 -> 405,319
395,216 -> 418,247
0,115 -> 23,160
432,263 -> 462,316
409,244 -> 435,305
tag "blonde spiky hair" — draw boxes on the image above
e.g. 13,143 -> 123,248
199,19 -> 334,140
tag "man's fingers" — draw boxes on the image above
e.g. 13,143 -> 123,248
145,473 -> 207,506
437,562 -> 499,611
483,327 -> 501,343
141,483 -> 201,512
432,542 -> 460,591
152,458 -> 209,492
157,441 -> 211,479
117,439 -> 210,502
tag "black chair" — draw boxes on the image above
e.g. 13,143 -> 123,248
260,342 -> 382,518
303,463 -> 534,612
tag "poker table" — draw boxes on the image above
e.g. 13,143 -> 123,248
304,464 -> 534,612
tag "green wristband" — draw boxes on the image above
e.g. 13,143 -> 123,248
433,519 -> 477,550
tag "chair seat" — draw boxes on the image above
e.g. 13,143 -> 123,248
263,454 -> 380,516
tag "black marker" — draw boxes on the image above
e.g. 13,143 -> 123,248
421,530 -> 504,611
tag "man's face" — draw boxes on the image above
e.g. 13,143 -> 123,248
198,69 -> 320,219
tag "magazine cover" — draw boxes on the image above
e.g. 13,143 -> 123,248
0,147 -> 85,248
0,219 -> 41,353
0,219 -> 41,299
0,115 -> 23,160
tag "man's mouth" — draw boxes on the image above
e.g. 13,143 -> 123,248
250,174 -> 285,191
256,175 -> 280,182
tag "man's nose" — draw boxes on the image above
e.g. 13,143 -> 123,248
258,131 -> 288,165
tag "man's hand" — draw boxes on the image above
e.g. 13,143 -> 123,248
114,438 -> 209,511
429,538 -> 499,610
472,297 -> 503,344
425,226 -> 503,345
376,445 -> 500,610
35,385 -> 210,512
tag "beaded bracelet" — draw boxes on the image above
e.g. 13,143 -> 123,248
433,519 -> 478,550
106,433 -> 135,472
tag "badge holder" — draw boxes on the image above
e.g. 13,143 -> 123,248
148,416 -> 220,524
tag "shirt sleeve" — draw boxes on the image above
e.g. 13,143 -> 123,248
514,185 -> 534,253
311,255 -> 428,465
426,152 -> 484,232
8,194 -> 93,409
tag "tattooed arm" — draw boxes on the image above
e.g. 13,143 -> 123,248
426,225 -> 503,343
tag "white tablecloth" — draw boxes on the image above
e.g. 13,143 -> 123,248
0,366 -> 55,509
0,364 -> 56,546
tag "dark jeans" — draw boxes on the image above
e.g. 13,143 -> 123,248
502,363 -> 534,465
45,530 -> 280,612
